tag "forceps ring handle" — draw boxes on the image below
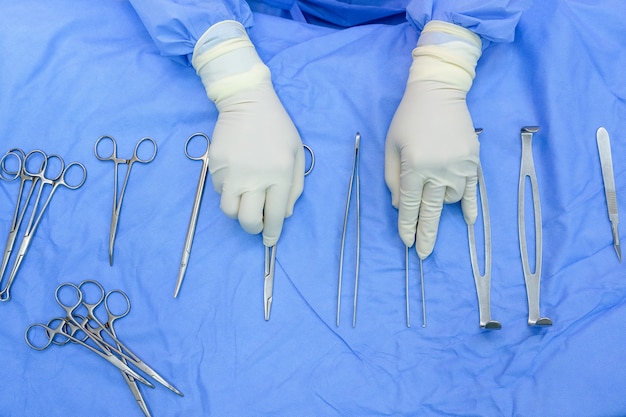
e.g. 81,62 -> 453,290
0,151 -> 22,181
133,137 -> 158,163
94,135 -> 119,161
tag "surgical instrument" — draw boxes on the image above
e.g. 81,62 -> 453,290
337,132 -> 360,327
0,151 -> 87,301
596,127 -> 621,262
174,133 -> 210,298
467,166 -> 501,328
73,280 -> 183,396
0,149 -> 41,286
405,246 -> 426,328
25,283 -> 153,388
0,150 -> 22,182
25,280 -> 183,414
466,129 -> 500,329
518,127 -> 552,326
94,135 -> 157,266
264,144 -> 315,320
103,289 -> 152,417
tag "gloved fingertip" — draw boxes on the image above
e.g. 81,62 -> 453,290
391,191 -> 400,209
263,234 -> 278,247
400,230 -> 415,248
461,197 -> 478,226
241,221 -> 263,235
415,241 -> 433,260
463,210 -> 478,226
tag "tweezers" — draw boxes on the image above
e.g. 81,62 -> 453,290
337,132 -> 360,327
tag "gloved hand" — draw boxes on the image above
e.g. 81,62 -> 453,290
192,21 -> 305,247
385,20 -> 482,259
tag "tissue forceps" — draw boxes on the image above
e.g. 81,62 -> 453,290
518,127 -> 552,326
174,133 -> 210,298
95,135 -> 157,266
0,152 -> 87,301
596,127 -> 621,262
404,247 -> 426,328
264,144 -> 315,321
336,133 -> 360,327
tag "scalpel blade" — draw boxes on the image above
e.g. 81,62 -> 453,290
596,127 -> 621,262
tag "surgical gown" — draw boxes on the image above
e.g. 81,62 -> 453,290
1,1 -> 626,416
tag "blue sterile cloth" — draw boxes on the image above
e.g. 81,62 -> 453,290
1,1 -> 626,416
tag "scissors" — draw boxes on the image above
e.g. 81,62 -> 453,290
0,151 -> 86,301
264,144 -> 315,321
94,135 -> 157,266
174,133 -> 210,298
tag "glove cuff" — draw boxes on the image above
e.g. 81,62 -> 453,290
192,20 -> 272,105
408,20 -> 482,92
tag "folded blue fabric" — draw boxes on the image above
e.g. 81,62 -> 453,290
1,1 -> 625,416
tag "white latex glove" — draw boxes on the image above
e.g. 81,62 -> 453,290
192,21 -> 304,247
385,20 -> 482,259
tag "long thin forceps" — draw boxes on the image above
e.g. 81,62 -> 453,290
596,127 -> 621,262
336,132 -> 360,327
174,133 -> 210,298
264,144 -> 315,321
0,153 -> 86,301
405,247 -> 426,328
518,127 -> 552,326
95,135 -> 157,265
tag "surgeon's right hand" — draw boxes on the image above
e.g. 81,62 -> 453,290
192,21 -> 305,247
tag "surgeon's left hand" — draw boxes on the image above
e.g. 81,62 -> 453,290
385,21 -> 482,259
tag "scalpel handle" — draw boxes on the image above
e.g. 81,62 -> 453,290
596,127 -> 621,261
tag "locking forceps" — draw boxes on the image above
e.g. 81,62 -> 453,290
94,135 -> 157,266
0,151 -> 87,301
518,127 -> 552,326
336,133 -> 360,327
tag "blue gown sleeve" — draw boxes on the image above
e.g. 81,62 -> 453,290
128,0 -> 254,65
406,0 -> 527,47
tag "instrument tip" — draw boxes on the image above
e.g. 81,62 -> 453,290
264,297 -> 272,321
